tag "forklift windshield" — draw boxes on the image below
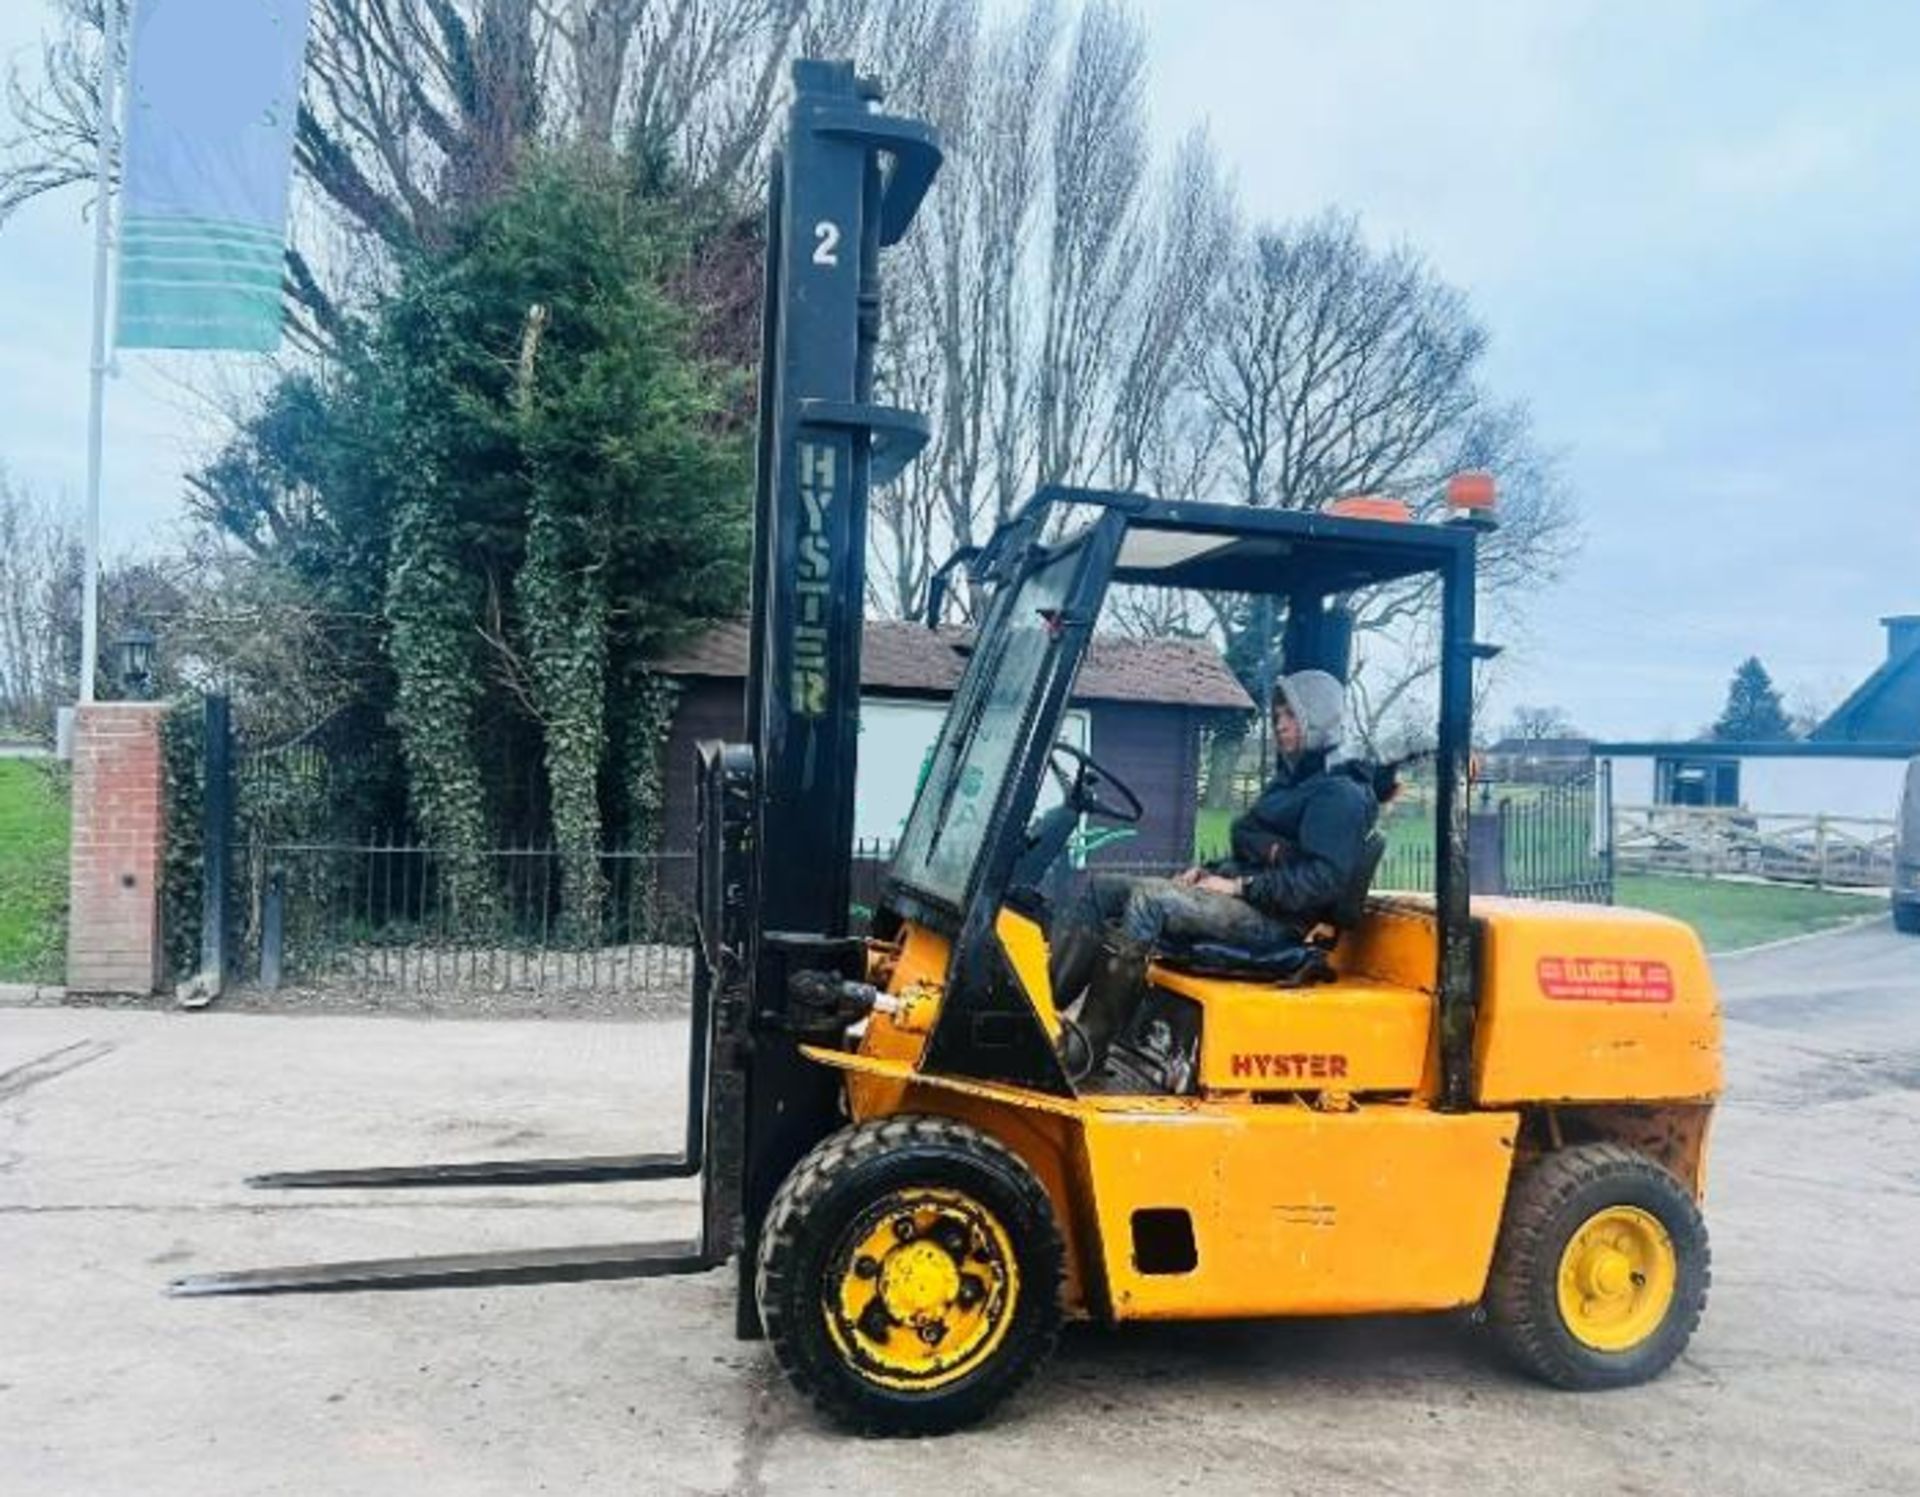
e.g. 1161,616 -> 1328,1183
891,523 -> 1118,912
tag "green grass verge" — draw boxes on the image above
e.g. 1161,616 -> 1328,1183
1615,874 -> 1883,954
0,759 -> 70,983
1198,798 -> 1440,887
1200,786 -> 1565,873
1194,805 -> 1234,858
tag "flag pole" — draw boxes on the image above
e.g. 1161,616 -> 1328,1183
80,0 -> 124,704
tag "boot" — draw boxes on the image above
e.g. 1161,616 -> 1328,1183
1065,938 -> 1150,1080
1046,920 -> 1106,1017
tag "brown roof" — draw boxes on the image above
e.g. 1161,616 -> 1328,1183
1076,632 -> 1254,710
654,619 -> 1252,711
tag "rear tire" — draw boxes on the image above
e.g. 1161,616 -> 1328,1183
1486,1143 -> 1709,1389
755,1115 -> 1064,1435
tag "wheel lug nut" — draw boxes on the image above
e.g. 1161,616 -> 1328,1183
892,1216 -> 916,1241
919,1322 -> 946,1345
853,1255 -> 879,1279
858,1302 -> 891,1341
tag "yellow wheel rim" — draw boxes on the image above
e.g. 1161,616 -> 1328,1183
1556,1205 -> 1678,1352
822,1187 -> 1020,1392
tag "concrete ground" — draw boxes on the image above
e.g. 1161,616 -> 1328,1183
4,920 -> 1917,1496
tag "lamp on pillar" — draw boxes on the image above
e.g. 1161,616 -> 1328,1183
115,625 -> 157,701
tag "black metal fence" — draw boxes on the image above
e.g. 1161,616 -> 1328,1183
243,840 -> 697,1001
1194,767 -> 1612,906
1492,765 -> 1613,903
851,815 -> 1438,913
187,676 -> 1611,1005
846,777 -> 1616,924
226,804 -> 1610,1003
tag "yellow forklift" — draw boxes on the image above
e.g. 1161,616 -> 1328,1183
178,60 -> 1722,1436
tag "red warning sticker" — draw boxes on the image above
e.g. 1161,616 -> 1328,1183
1536,956 -> 1674,1004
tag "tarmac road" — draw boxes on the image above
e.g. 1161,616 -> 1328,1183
3,918 -> 1917,1495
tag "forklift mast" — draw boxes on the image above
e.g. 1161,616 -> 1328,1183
720,59 -> 941,1334
744,58 -> 939,910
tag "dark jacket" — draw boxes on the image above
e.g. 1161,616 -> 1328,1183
1215,751 -> 1379,923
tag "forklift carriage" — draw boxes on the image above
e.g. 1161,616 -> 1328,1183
177,60 -> 1722,1437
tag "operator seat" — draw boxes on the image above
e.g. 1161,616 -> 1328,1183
1151,831 -> 1389,985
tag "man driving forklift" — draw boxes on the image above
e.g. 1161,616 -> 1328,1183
1052,668 -> 1380,1080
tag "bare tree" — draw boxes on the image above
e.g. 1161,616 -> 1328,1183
0,470 -> 79,735
1100,125 -> 1234,492
860,0 -> 990,615
1783,678 -> 1842,740
6,0 -> 1573,690
1031,0 -> 1146,486
1182,212 -> 1574,752
1194,212 -> 1487,509
3,0 -> 818,227
1104,583 -> 1208,644
869,0 -> 1232,622
0,1 -> 124,219
866,0 -> 1059,617
0,467 -> 212,727
1503,704 -> 1580,741
161,536 -> 388,744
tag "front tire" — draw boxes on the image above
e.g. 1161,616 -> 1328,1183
755,1115 -> 1064,1435
1486,1142 -> 1710,1389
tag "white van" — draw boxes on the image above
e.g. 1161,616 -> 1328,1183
1898,756 -> 1920,935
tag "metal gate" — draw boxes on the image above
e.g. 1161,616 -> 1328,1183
1495,763 -> 1614,904
245,838 -> 697,1005
179,694 -> 696,1004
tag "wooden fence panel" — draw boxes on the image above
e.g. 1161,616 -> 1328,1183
1612,804 -> 1895,888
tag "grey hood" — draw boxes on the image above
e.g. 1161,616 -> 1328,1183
1276,669 -> 1346,755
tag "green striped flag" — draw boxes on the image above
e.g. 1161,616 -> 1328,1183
115,0 -> 312,351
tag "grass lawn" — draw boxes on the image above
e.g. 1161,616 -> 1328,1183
0,759 -> 70,983
1193,805 -> 1234,858
1615,874 -> 1883,954
1198,798 -> 1438,887
1199,785 -> 1556,875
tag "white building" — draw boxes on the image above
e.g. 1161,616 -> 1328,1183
1596,742 -> 1913,821
1597,613 -> 1920,823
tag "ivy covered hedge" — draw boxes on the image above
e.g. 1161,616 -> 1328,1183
159,700 -> 204,981
191,159 -> 749,934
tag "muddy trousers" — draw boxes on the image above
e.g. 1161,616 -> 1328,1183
1048,875 -> 1299,1071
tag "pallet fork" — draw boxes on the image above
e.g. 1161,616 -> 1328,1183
171,61 -> 942,1327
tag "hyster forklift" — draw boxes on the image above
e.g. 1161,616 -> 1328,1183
178,60 -> 1723,1436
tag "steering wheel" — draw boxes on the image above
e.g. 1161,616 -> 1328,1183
1046,740 -> 1144,824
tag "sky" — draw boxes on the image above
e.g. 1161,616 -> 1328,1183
1141,0 -> 1920,739
0,6 -> 255,554
1,0 -> 1916,740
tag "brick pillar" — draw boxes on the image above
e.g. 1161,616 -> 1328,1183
67,703 -> 170,995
